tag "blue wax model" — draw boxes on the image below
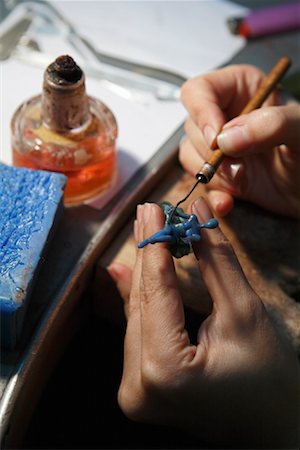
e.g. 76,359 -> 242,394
138,201 -> 218,258
0,164 -> 66,350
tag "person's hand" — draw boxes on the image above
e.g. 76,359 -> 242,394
108,199 -> 299,448
179,64 -> 300,218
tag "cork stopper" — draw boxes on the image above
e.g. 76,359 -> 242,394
42,55 -> 90,133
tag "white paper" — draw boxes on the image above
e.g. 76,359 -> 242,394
0,0 -> 247,209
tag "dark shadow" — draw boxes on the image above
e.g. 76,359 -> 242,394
21,306 -> 210,450
222,199 -> 300,300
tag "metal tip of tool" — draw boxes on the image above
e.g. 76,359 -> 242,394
196,173 -> 209,184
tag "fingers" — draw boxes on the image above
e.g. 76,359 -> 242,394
180,64 -> 269,147
179,133 -> 205,177
138,203 -> 195,366
119,203 -> 197,419
217,104 -> 300,156
108,262 -> 132,309
180,64 -> 292,168
179,137 -> 236,216
206,189 -> 234,217
181,76 -> 225,147
118,209 -> 144,406
191,198 -> 261,323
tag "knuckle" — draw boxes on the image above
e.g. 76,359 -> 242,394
141,360 -> 161,389
180,77 -> 205,114
117,361 -> 176,422
180,78 -> 197,103
267,107 -> 283,128
179,132 -> 188,152
232,294 -> 266,332
178,147 -> 187,169
259,107 -> 286,138
141,358 -> 175,394
117,383 -> 147,422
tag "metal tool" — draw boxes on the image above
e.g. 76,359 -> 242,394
0,1 -> 184,101
23,0 -> 184,100
0,14 -> 32,60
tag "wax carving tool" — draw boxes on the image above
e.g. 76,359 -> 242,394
173,56 -> 292,211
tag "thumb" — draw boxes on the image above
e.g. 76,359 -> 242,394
217,104 -> 300,155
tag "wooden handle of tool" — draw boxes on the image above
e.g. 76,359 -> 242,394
197,56 -> 291,183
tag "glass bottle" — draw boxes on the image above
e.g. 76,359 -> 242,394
11,55 -> 118,206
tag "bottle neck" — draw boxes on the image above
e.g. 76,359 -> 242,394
42,55 -> 91,134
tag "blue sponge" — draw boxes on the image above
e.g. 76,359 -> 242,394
0,164 -> 67,350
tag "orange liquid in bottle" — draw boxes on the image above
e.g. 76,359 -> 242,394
13,145 -> 116,206
11,56 -> 118,206
11,97 -> 118,206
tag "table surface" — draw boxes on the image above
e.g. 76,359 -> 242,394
1,1 -> 300,447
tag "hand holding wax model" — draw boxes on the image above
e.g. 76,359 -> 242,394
108,59 -> 300,447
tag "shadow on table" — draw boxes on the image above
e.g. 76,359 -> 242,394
21,296 -> 210,450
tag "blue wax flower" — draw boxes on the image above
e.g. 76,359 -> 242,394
138,201 -> 218,258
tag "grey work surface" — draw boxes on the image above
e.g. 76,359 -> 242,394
1,3 -> 300,449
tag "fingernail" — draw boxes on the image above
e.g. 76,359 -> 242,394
193,197 -> 212,222
136,204 -> 143,222
217,126 -> 249,154
203,125 -> 217,147
229,162 -> 242,181
142,203 -> 152,224
107,264 -> 120,283
193,197 -> 203,212
209,196 -> 229,217
133,219 -> 138,241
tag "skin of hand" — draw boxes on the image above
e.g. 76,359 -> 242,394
108,198 -> 300,449
179,64 -> 300,219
